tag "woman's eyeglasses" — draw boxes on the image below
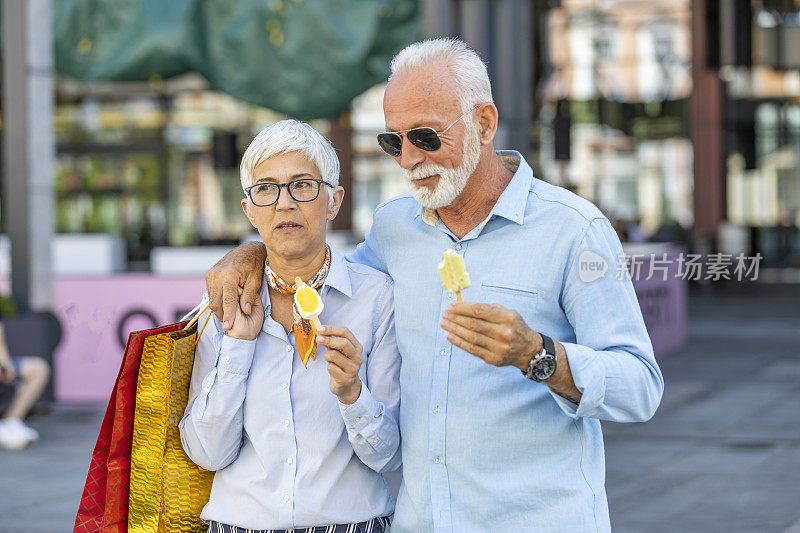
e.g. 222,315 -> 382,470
376,105 -> 479,157
245,178 -> 332,207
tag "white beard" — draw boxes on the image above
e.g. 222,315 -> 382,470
402,121 -> 481,209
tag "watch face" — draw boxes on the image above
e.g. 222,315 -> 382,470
534,355 -> 557,381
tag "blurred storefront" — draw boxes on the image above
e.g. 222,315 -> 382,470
49,80 -> 409,270
692,0 -> 800,279
717,0 -> 800,274
53,78 -> 317,268
540,0 -> 694,241
537,0 -> 800,273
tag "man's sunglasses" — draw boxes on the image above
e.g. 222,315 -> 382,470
377,105 -> 479,157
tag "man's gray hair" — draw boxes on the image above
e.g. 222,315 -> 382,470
389,38 -> 493,113
239,119 -> 340,192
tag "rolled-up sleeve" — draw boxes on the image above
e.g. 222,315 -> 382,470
338,279 -> 401,473
551,217 -> 664,422
179,294 -> 255,471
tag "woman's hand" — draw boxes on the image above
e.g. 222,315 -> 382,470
317,326 -> 363,404
226,289 -> 265,341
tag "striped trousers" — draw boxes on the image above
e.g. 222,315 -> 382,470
207,516 -> 391,533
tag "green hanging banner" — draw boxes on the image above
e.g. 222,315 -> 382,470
41,0 -> 419,119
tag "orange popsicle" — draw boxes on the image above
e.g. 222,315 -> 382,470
294,277 -> 324,367
293,276 -> 324,329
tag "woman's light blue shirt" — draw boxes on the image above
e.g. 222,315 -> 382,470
179,249 -> 401,530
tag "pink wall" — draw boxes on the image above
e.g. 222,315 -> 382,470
630,251 -> 688,356
2,275 -> 206,401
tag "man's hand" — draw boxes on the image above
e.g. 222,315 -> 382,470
317,326 -> 363,405
206,241 -> 267,330
441,302 -> 540,371
441,301 -> 582,403
226,288 -> 265,341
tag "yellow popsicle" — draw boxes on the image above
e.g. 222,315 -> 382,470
438,249 -> 470,301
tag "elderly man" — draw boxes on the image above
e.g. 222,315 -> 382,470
207,39 -> 663,532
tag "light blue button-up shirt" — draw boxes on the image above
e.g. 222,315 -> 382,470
179,249 -> 401,530
347,151 -> 664,532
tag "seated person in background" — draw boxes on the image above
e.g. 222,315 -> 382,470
0,320 -> 51,450
179,120 -> 401,533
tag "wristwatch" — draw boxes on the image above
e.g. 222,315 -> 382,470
523,334 -> 557,382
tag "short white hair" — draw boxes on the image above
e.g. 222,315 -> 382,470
390,38 -> 493,113
239,119 -> 340,191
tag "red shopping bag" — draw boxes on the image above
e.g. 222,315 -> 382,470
74,321 -> 188,533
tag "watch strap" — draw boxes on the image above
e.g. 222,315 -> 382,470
540,334 -> 556,357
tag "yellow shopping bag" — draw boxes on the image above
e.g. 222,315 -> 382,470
129,305 -> 214,533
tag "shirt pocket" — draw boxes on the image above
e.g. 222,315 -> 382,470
480,281 -> 539,327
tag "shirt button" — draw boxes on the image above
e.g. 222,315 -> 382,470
434,405 -> 440,413
354,417 -> 361,423
440,349 -> 447,356
285,345 -> 292,353
283,494 -> 290,502
447,293 -> 453,300
372,439 -> 379,444
284,419 -> 291,427
223,356 -> 230,363
287,457 -> 293,464
434,456 -> 441,464
282,381 -> 289,389
455,244 -> 462,250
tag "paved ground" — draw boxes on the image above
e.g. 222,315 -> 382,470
1,283 -> 799,532
604,283 -> 800,533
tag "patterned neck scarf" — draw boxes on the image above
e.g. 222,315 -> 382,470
265,245 -> 331,367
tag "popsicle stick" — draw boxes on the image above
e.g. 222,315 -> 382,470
456,291 -> 463,302
310,317 -> 322,363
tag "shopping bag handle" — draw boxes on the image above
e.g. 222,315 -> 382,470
181,301 -> 207,323
183,303 -> 210,330
195,311 -> 213,346
182,303 -> 214,348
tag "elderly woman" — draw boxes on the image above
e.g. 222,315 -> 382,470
180,120 -> 400,533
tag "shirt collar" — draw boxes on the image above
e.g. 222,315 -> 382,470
414,150 -> 533,227
320,246 -> 353,298
258,244 -> 353,314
